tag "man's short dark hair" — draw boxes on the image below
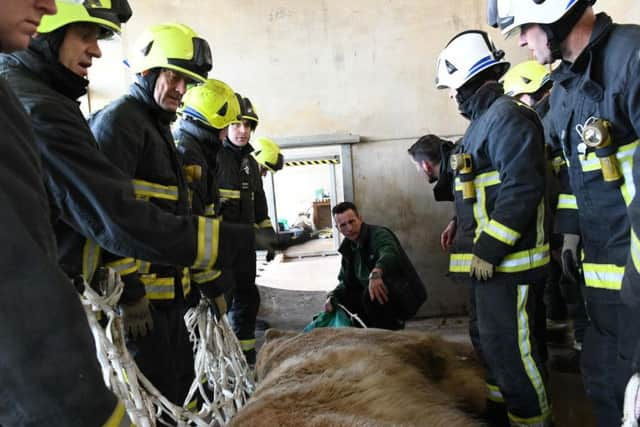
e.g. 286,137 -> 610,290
332,201 -> 359,216
408,134 -> 449,163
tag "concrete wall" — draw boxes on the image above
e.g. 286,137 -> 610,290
87,0 -> 640,316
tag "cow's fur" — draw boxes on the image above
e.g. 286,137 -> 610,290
230,327 -> 487,427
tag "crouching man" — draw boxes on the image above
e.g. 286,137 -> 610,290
324,202 -> 426,330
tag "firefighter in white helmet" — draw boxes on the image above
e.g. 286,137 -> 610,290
436,30 -> 551,426
490,1 -> 640,424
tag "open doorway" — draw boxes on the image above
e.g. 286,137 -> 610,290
262,135 -> 357,258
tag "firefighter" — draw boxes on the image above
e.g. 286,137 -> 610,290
217,93 -> 277,365
436,30 -> 550,426
252,137 -> 284,177
0,0 -> 251,300
88,23 -> 221,405
0,0 -> 253,410
504,60 -> 589,373
0,0 -> 130,425
174,78 -> 241,316
489,0 -> 640,424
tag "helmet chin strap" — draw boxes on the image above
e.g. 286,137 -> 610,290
541,0 -> 590,60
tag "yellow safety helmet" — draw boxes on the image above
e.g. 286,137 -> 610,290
502,60 -> 551,97
179,79 -> 240,130
252,137 -> 284,172
129,23 -> 212,83
234,94 -> 259,129
38,0 -> 132,36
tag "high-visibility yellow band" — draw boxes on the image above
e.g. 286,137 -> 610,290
556,194 -> 578,210
578,140 -> 638,174
487,383 -> 504,403
507,410 -> 553,427
82,239 -> 101,283
516,285 -> 550,417
104,257 -> 138,276
140,275 -> 175,300
449,244 -> 549,274
204,203 -> 216,217
102,401 -> 128,427
186,399 -> 198,411
219,188 -> 241,199
192,217 -> 220,270
136,260 -> 151,274
132,179 -> 179,201
483,219 -> 521,246
631,230 -> 640,274
192,269 -> 222,284
257,218 -> 273,229
240,338 -> 256,351
618,142 -> 638,206
579,154 -> 601,172
181,267 -> 191,297
550,156 -> 565,174
583,263 -> 625,290
455,170 -> 501,191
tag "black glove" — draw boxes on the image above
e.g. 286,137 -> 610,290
121,296 -> 154,340
266,249 -> 276,262
255,228 -> 278,251
561,234 -> 581,284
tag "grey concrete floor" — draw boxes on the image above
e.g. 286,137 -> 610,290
255,285 -> 596,427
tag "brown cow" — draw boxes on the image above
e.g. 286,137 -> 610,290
230,327 -> 487,427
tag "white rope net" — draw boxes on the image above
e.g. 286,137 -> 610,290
622,373 -> 640,427
79,270 -> 255,426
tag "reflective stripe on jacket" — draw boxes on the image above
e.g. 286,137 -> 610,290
450,83 -> 548,284
549,13 -> 640,291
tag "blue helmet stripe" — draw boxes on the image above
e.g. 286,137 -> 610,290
182,106 -> 209,125
466,55 -> 496,79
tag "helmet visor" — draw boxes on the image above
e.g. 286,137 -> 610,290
85,0 -> 132,27
168,37 -> 212,80
267,153 -> 284,172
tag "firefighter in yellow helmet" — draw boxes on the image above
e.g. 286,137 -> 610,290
252,137 -> 284,177
0,1 -> 133,425
216,93 -> 278,365
502,60 -> 551,109
175,79 -> 241,316
506,59 -> 590,376
87,24 -> 217,405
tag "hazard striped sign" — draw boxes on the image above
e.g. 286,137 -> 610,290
285,158 -> 340,167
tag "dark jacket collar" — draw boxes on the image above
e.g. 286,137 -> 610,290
534,95 -> 550,118
223,138 -> 254,159
552,13 -> 613,86
10,48 -> 88,101
177,118 -> 222,156
128,76 -> 176,125
459,82 -> 504,121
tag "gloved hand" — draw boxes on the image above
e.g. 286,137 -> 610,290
121,296 -> 153,340
254,228 -> 278,251
266,249 -> 276,262
561,233 -> 581,284
470,255 -> 494,281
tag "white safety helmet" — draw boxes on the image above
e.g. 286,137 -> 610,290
435,30 -> 509,90
487,0 -> 585,35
